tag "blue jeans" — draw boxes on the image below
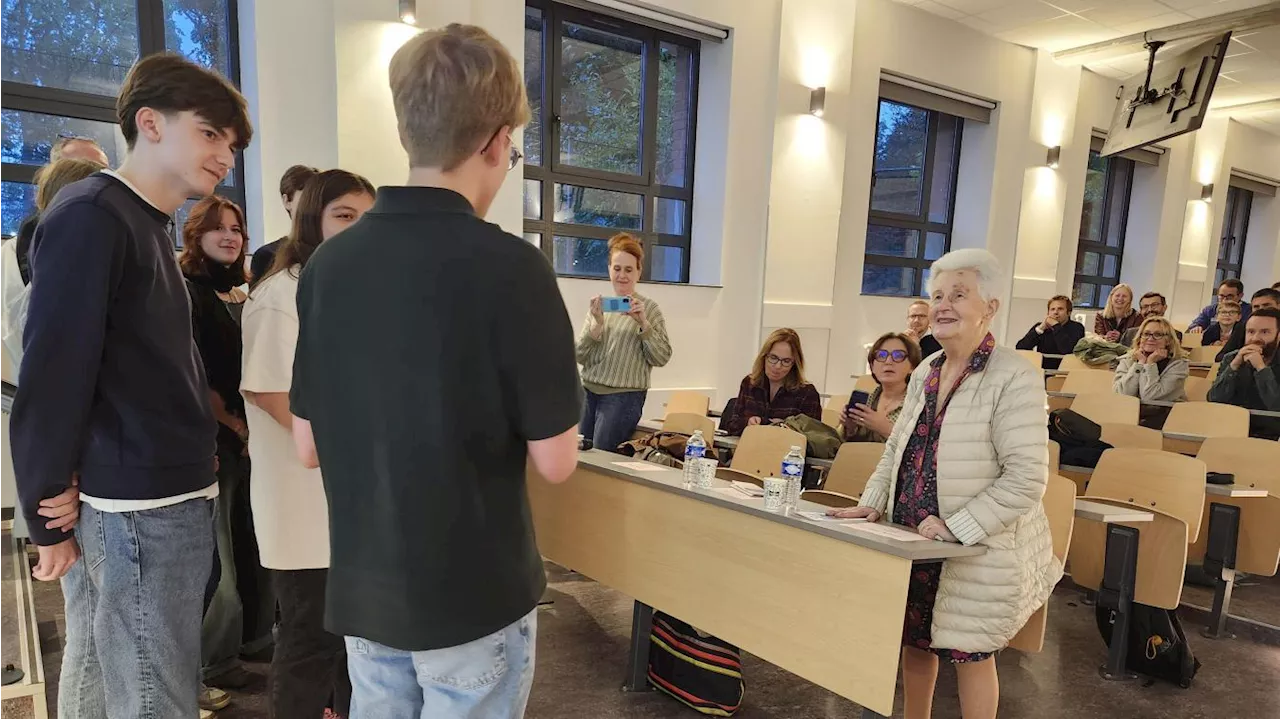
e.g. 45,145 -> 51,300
58,497 -> 215,719
580,388 -> 647,453
345,609 -> 537,719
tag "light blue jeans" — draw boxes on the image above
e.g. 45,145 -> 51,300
345,609 -> 537,719
58,497 -> 215,719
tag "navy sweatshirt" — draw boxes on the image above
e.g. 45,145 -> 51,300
11,173 -> 216,546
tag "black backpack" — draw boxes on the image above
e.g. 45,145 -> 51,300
1095,603 -> 1201,688
1049,409 -> 1112,468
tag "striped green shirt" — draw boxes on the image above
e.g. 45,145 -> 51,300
575,293 -> 672,392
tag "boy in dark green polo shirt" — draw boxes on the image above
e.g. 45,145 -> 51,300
288,23 -> 582,717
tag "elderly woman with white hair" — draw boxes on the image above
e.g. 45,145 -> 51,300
831,248 -> 1061,719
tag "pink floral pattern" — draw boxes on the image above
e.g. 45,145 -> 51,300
892,333 -> 997,664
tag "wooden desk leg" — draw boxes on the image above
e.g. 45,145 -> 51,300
1201,503 -> 1241,640
622,600 -> 655,692
1097,524 -> 1139,681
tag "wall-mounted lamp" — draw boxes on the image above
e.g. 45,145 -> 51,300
1046,145 -> 1061,169
809,87 -> 826,117
1201,183 -> 1214,202
398,0 -> 416,25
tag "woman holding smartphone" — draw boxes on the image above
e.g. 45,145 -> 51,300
576,233 -> 673,453
844,333 -> 922,442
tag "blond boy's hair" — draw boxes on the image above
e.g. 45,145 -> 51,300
389,24 -> 530,171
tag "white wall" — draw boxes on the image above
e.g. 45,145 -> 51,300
235,0 -> 1280,415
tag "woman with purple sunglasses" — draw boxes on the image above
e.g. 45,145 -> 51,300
843,332 -> 922,442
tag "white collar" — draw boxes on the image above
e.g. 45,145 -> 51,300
99,169 -> 167,214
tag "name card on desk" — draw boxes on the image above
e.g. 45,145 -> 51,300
847,522 -> 933,542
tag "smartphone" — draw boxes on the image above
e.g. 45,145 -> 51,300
846,389 -> 870,412
601,296 -> 632,313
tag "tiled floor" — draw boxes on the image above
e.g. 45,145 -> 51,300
7,560 -> 1280,718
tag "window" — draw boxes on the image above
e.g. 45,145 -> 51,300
863,99 -> 962,297
523,1 -> 699,283
1215,185 -> 1252,288
1071,151 -> 1134,309
2,0 -> 243,242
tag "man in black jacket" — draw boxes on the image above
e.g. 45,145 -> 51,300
1215,288 -> 1280,362
1016,295 -> 1085,369
1209,308 -> 1280,439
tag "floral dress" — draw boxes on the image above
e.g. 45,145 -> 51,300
892,333 -> 997,663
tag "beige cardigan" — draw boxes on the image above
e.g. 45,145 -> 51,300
858,346 -> 1063,653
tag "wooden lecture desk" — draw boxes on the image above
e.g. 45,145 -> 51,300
528,450 -> 985,717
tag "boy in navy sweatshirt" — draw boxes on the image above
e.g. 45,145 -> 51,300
10,53 -> 252,718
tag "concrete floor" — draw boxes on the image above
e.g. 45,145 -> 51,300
7,560 -> 1280,719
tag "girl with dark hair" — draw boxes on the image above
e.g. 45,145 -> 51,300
178,195 -> 273,706
241,169 -> 375,719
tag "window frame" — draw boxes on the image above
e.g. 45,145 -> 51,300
522,0 -> 700,284
1071,150 -> 1135,309
1215,185 -> 1252,287
862,98 -> 963,298
1,0 -> 244,240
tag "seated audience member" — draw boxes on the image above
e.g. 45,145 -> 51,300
843,333 -> 920,443
1015,295 -> 1084,369
905,299 -> 941,357
1120,292 -> 1182,346
1113,317 -> 1189,403
723,328 -> 822,436
1208,308 -> 1280,439
1203,301 -> 1242,346
1216,288 -> 1280,361
1093,283 -> 1142,342
1188,279 -> 1249,333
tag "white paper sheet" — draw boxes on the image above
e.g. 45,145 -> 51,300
846,522 -> 933,542
795,511 -> 868,523
612,461 -> 668,473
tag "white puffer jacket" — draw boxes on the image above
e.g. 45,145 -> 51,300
858,345 -> 1063,653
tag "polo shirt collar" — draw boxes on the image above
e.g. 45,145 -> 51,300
372,186 -> 476,216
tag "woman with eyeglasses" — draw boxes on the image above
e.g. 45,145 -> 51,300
576,233 -> 673,452
722,328 -> 822,436
1113,316 -> 1189,402
844,333 -> 922,443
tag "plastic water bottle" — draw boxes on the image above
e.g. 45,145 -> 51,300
782,446 -> 804,509
683,430 -> 707,487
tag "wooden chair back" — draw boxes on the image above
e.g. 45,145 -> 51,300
666,391 -> 710,418
1181,332 -> 1203,348
1195,437 -> 1280,494
663,412 -> 715,439
1184,375 -> 1212,402
1057,354 -> 1095,372
800,490 -> 858,508
1187,346 -> 1220,364
854,374 -> 878,392
1071,392 -> 1139,426
1015,349 -> 1042,368
1163,401 -> 1250,439
1099,423 -> 1162,450
716,467 -> 764,487
1069,503 -> 1189,609
822,442 -> 887,498
1187,494 -> 1280,577
1047,440 -> 1060,473
1086,448 -> 1207,541
1061,370 -> 1117,396
821,408 -> 843,431
1009,474 -> 1077,653
730,425 -> 806,478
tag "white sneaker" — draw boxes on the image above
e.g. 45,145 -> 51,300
199,683 -> 230,711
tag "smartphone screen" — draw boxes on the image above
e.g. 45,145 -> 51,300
847,389 -> 870,411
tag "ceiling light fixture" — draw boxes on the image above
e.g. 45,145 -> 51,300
809,87 -> 826,117
399,0 -> 416,25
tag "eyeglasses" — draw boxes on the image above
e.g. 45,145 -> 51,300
1139,332 -> 1168,340
874,349 -> 909,363
1217,293 -> 1238,300
765,354 -> 794,368
482,128 -> 523,171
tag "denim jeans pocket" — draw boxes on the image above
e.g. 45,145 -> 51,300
82,507 -> 107,571
415,631 -> 508,691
